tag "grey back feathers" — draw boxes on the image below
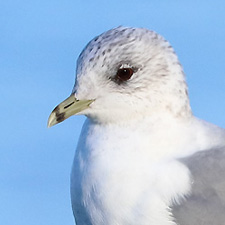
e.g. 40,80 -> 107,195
173,147 -> 225,225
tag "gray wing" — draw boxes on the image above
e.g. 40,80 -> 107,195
172,147 -> 225,225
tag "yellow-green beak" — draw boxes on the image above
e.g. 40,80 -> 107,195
48,94 -> 94,127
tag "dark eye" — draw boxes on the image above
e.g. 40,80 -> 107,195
116,68 -> 134,82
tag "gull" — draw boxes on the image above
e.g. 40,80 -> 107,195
48,27 -> 225,225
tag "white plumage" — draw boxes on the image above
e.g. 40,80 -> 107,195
48,27 -> 225,225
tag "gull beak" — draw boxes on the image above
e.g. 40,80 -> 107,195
48,94 -> 94,127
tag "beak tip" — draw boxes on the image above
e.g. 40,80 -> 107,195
47,113 -> 56,128
47,121 -> 52,128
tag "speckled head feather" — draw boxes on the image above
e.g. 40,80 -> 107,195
73,27 -> 191,124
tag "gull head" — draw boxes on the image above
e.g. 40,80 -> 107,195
48,27 -> 191,127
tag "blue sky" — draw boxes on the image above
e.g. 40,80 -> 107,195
1,1 -> 225,224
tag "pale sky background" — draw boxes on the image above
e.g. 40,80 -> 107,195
1,1 -> 225,225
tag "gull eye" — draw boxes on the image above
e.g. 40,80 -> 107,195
116,68 -> 134,82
